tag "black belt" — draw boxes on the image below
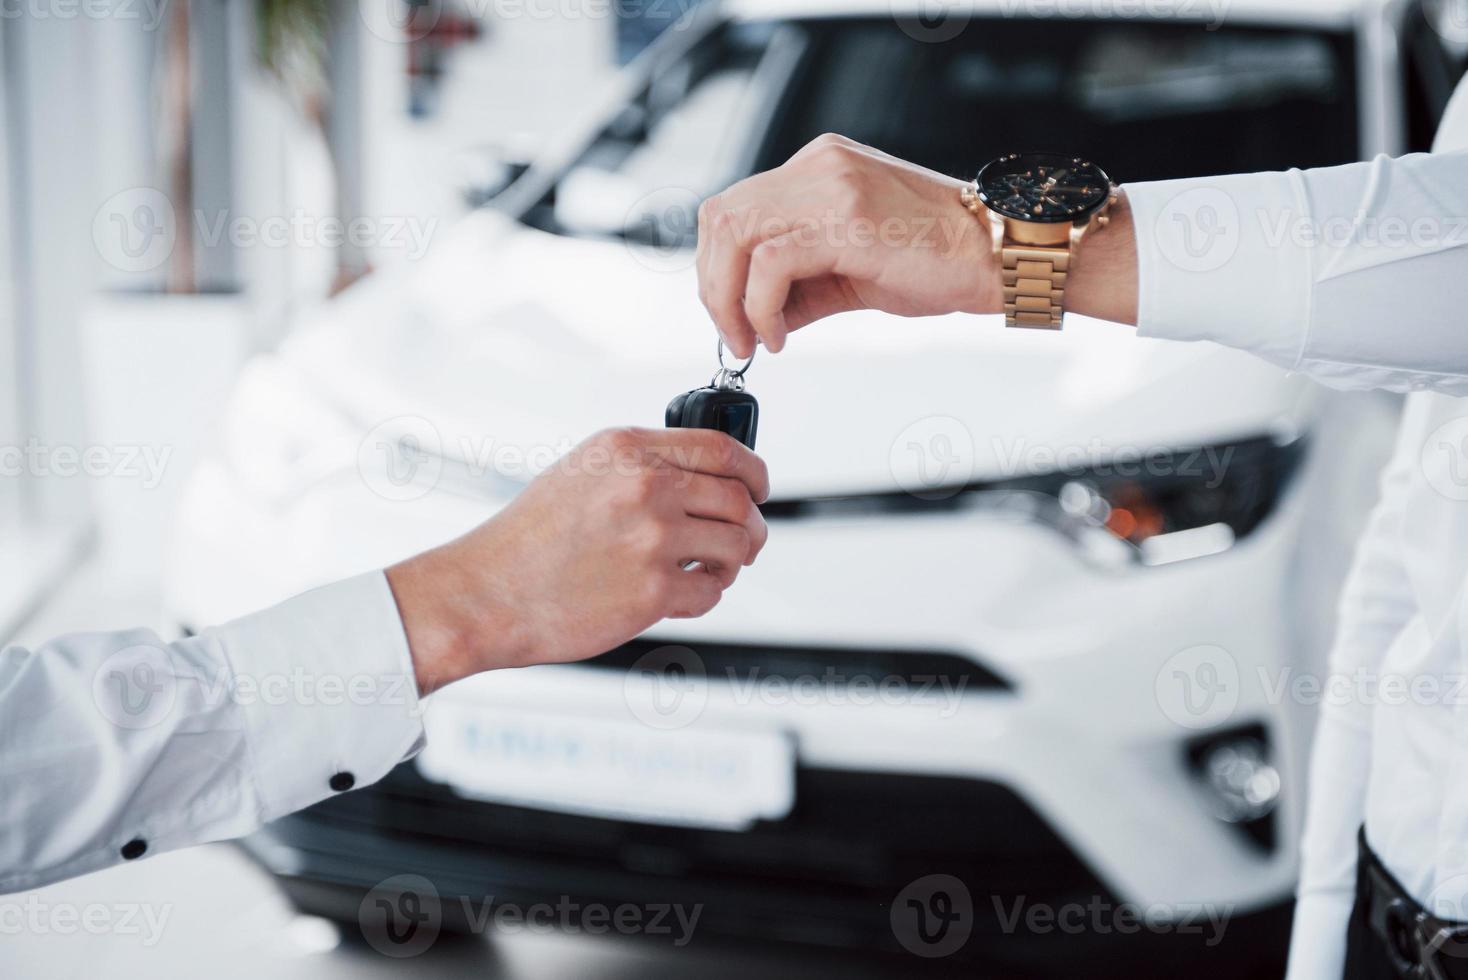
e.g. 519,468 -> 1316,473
1359,828 -> 1468,980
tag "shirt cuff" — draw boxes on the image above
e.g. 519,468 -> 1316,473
1123,169 -> 1312,372
205,571 -> 426,823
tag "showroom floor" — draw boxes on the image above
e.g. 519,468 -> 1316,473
4,842 -> 938,980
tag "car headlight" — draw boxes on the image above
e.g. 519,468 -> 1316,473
1001,434 -> 1307,566
763,435 -> 1306,568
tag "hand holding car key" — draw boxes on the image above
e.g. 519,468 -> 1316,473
665,340 -> 759,450
666,341 -> 761,572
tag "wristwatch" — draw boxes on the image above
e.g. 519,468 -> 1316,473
961,152 -> 1118,330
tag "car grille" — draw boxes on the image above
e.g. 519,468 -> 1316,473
275,764 -> 1109,949
576,637 -> 1013,692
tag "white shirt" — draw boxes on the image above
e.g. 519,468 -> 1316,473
0,571 -> 424,893
1125,81 -> 1468,978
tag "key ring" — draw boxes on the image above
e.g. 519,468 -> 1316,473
711,339 -> 755,391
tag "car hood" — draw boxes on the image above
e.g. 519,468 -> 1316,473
266,211 -> 1311,501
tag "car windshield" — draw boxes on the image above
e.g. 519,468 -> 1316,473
529,16 -> 1357,246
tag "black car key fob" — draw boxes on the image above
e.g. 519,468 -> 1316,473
666,386 -> 759,450
665,343 -> 758,449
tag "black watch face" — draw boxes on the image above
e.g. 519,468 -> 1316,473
977,153 -> 1112,224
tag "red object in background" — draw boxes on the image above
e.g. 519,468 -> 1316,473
404,8 -> 484,117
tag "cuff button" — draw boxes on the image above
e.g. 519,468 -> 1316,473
120,839 -> 147,860
329,772 -> 356,792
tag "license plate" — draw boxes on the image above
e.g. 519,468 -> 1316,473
415,701 -> 796,831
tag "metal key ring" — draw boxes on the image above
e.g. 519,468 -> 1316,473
717,338 -> 755,379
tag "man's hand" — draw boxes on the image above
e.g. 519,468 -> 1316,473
385,427 -> 770,694
697,134 -> 1137,356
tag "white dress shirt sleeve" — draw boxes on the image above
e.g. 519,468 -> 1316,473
1282,409 -> 1423,979
0,571 -> 425,895
1124,149 -> 1468,394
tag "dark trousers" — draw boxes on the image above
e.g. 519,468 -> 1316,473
1344,828 -> 1468,980
1345,861 -> 1399,980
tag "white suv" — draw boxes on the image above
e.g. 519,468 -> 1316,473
166,0 -> 1450,973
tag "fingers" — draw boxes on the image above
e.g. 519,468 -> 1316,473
665,568 -> 723,619
698,201 -> 758,357
681,472 -> 768,565
674,517 -> 752,587
647,428 -> 771,504
698,135 -> 882,355
744,233 -> 850,352
783,276 -> 862,333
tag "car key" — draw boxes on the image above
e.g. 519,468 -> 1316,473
665,341 -> 759,450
